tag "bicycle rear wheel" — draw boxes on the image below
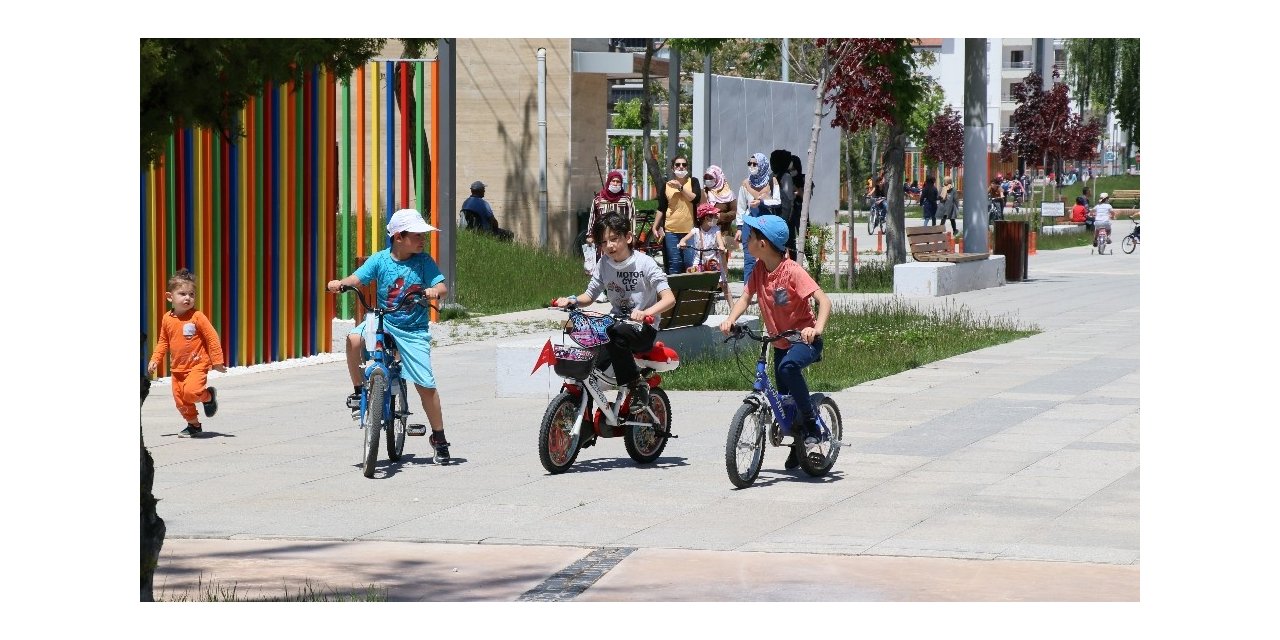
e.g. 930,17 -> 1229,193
798,394 -> 842,477
1122,235 -> 1137,254
362,370 -> 387,478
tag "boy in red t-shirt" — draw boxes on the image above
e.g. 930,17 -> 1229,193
148,268 -> 226,437
719,214 -> 832,468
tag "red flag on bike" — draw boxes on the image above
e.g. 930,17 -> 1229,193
531,339 -> 556,375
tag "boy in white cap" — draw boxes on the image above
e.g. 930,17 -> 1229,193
327,209 -> 454,461
720,214 -> 832,469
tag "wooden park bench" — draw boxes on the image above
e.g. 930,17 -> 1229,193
906,224 -> 988,263
1110,189 -> 1140,209
658,271 -> 721,331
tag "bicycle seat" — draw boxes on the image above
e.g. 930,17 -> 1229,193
635,341 -> 680,372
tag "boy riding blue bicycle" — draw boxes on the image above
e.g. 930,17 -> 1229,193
719,214 -> 831,468
326,209 -> 453,461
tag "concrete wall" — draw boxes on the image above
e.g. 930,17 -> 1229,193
453,38 -> 609,253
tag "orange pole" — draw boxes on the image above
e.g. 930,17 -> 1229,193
876,230 -> 883,254
1029,231 -> 1037,255
429,60 -> 439,324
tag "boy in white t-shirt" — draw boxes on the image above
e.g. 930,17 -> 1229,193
554,212 -> 676,412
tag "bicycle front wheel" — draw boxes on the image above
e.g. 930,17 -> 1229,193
538,391 -> 582,474
363,370 -> 387,478
386,379 -> 407,462
866,209 -> 875,234
1122,235 -> 1137,254
725,401 -> 767,489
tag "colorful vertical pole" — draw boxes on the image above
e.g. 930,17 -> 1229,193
386,60 -> 396,226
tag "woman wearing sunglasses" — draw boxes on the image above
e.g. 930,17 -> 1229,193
654,154 -> 701,274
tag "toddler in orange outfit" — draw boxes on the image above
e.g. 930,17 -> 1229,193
148,269 -> 226,437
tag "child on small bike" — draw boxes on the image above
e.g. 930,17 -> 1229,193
718,214 -> 832,468
326,209 -> 453,460
148,268 -> 227,437
1091,192 -> 1115,243
679,203 -> 733,306
553,212 -> 675,413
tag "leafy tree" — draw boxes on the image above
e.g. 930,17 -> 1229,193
140,38 -> 387,167
1065,38 -> 1139,159
999,72 -> 1102,178
923,104 -> 964,170
818,38 -> 929,265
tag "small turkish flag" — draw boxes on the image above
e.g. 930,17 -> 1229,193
531,339 -> 556,375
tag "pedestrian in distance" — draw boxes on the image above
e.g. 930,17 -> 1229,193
920,175 -> 939,226
654,154 -> 701,275
702,164 -> 738,269
327,209 -> 454,461
553,212 -> 676,413
460,181 -> 514,242
587,170 -> 636,262
719,214 -> 832,468
679,203 -> 734,307
937,178 -> 959,234
736,151 -> 782,282
148,268 -> 227,437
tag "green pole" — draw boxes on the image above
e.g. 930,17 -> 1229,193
340,76 -> 351,319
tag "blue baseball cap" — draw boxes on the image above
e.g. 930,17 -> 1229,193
742,214 -> 790,253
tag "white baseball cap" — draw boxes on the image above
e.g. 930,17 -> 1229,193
386,209 -> 437,235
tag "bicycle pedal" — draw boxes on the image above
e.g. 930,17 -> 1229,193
406,424 -> 428,436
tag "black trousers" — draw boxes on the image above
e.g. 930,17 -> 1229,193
604,321 -> 657,385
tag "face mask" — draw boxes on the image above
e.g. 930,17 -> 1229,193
673,169 -> 688,179
750,165 -> 760,176
608,184 -> 622,194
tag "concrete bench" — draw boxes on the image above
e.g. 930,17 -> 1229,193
894,255 -> 1006,297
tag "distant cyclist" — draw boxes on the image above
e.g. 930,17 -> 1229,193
1090,193 -> 1115,243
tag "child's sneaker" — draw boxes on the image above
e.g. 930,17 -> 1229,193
784,446 -> 801,470
202,387 -> 219,418
179,423 -> 203,438
430,431 -> 451,463
628,380 -> 650,414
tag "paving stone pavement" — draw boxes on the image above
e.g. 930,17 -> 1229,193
145,242 -> 1140,603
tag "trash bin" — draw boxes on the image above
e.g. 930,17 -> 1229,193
992,220 -> 1029,281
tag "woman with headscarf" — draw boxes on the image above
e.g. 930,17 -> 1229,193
736,151 -> 782,282
785,153 -> 808,260
587,170 -> 635,260
701,164 -> 737,275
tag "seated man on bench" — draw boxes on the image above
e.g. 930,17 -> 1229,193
461,180 -> 514,242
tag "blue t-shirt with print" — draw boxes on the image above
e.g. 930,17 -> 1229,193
353,248 -> 445,332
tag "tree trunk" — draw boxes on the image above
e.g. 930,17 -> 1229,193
796,60 -> 829,268
140,366 -> 165,602
885,122 -> 907,265
641,40 -> 663,201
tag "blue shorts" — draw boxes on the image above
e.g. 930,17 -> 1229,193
350,321 -> 436,389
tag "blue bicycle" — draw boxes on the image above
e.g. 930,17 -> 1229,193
723,323 -> 843,488
338,285 -> 438,478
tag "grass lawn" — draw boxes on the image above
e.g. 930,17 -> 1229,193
454,231 -> 590,315
662,297 -> 1038,391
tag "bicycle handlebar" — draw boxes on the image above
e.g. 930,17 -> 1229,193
549,298 -> 653,325
724,323 -> 803,345
337,285 -> 438,314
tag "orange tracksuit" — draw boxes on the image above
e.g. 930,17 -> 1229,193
150,309 -> 224,423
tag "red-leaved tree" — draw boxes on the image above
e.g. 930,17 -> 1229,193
999,72 -> 1102,177
813,37 -> 926,265
923,104 -> 963,169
